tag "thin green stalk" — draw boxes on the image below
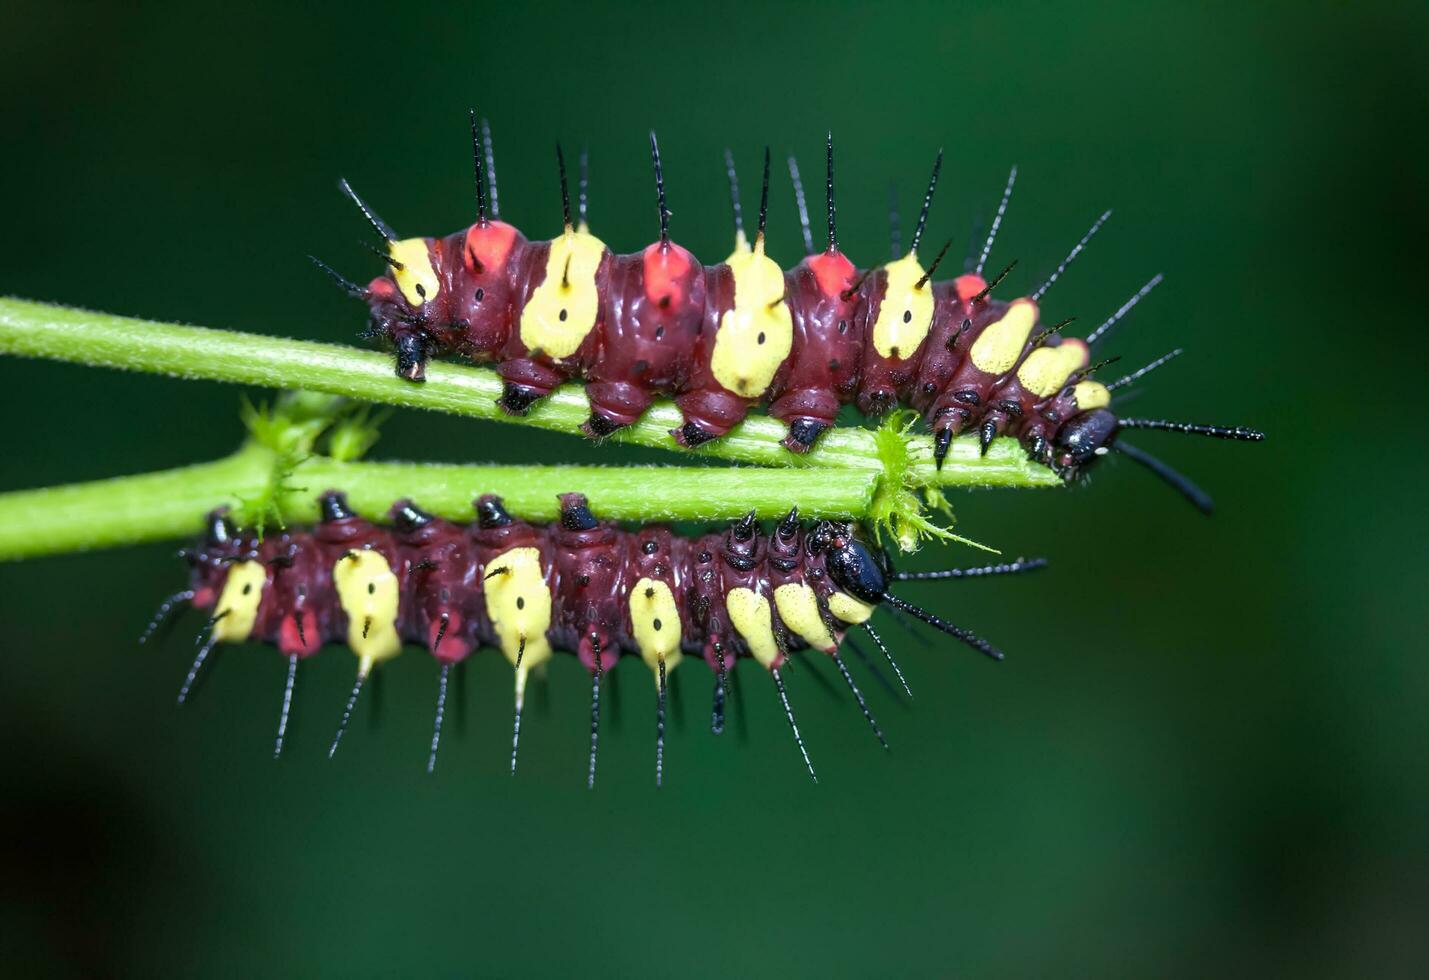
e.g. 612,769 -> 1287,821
0,297 -> 1061,489
0,446 -> 878,561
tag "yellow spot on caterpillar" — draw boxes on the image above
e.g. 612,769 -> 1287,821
1073,380 -> 1111,411
389,238 -> 441,307
1018,343 -> 1089,398
710,240 -> 793,398
630,577 -> 683,675
333,550 -> 402,664
212,560 -> 266,644
969,298 -> 1039,375
726,586 -> 780,669
483,547 -> 553,673
725,228 -> 751,264
774,583 -> 835,652
827,592 -> 875,625
870,252 -> 935,360
519,229 -> 606,359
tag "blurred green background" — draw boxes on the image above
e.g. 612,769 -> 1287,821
1,1 -> 1424,975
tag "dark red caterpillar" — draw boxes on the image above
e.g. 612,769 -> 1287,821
144,491 -> 1045,785
312,115 -> 1262,512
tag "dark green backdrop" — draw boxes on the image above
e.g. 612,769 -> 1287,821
2,2 -> 1424,976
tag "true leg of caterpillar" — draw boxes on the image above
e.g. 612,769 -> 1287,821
1114,441 -> 1216,515
273,654 -> 297,759
976,165 -> 1018,276
656,656 -> 667,788
1085,273 -> 1163,346
892,557 -> 1049,582
426,662 -> 450,775
177,611 -> 227,704
327,658 -> 372,759
139,589 -> 194,645
711,640 -> 728,735
1031,209 -> 1113,301
771,668 -> 817,783
1106,349 -> 1184,391
862,622 -> 913,699
510,635 -> 526,777
788,153 -> 814,255
880,594 -> 1005,661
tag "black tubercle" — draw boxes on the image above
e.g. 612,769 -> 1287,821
732,510 -> 758,542
678,421 -> 716,447
559,493 -> 599,531
777,506 -> 800,539
319,491 -> 355,522
474,495 -> 513,529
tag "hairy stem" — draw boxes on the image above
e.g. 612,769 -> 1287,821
0,446 -> 878,562
0,298 -> 1061,489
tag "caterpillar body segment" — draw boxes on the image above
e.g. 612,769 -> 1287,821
165,492 -> 1040,784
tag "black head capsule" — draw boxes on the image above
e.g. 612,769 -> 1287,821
824,531 -> 890,606
319,491 -> 356,522
474,494 -> 513,529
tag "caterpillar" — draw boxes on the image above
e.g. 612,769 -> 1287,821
145,491 -> 1046,785
312,114 -> 1263,513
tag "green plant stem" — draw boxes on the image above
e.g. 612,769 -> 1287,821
0,297 -> 1061,489
0,446 -> 878,561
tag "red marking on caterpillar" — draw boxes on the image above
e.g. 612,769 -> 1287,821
150,492 -> 1048,784
315,121 -> 1263,512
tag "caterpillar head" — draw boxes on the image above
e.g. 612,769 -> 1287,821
1050,408 -> 1119,478
810,521 -> 891,606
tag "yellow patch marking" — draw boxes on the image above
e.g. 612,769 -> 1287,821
827,592 -> 875,625
870,253 -> 935,360
969,298 -> 1039,375
724,228 -> 751,264
710,240 -> 793,398
388,238 -> 441,307
519,229 -> 606,359
212,560 -> 266,644
1018,344 -> 1088,398
630,577 -> 683,676
725,586 -> 780,669
483,547 -> 553,675
333,550 -> 402,666
1073,380 -> 1111,411
774,583 -> 835,652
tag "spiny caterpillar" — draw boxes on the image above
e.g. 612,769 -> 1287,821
145,491 -> 1045,785
311,114 -> 1263,513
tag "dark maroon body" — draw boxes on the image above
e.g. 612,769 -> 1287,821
362,217 -> 1103,471
184,493 -> 863,673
